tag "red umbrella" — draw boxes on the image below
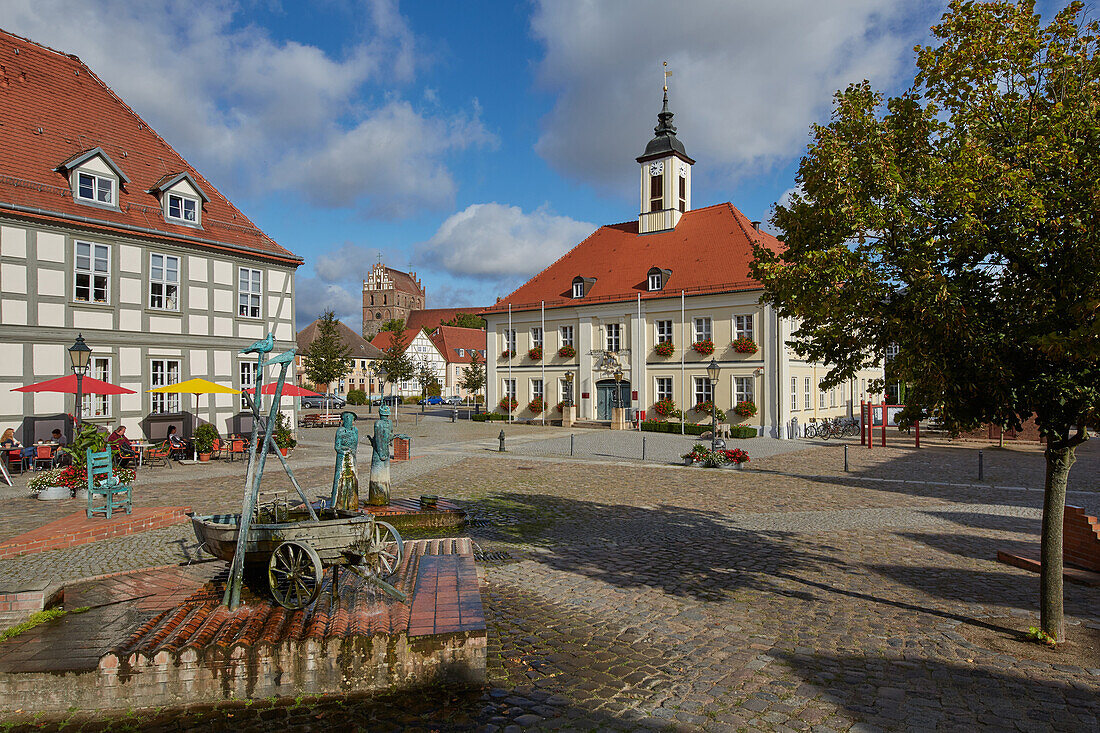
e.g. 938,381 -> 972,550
12,374 -> 136,394
245,384 -> 321,397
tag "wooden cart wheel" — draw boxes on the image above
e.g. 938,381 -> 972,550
268,540 -> 323,609
361,520 -> 403,579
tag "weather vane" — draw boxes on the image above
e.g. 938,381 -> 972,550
663,60 -> 671,92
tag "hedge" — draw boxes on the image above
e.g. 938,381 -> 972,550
728,425 -> 757,439
641,420 -> 711,436
471,413 -> 509,422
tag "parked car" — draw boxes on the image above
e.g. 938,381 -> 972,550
301,394 -> 347,409
442,396 -> 463,405
418,396 -> 445,405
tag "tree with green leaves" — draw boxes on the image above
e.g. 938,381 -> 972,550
415,359 -> 441,398
377,328 -> 414,400
442,313 -> 486,329
301,310 -> 352,395
751,0 -> 1099,642
460,350 -> 486,402
379,318 -> 405,335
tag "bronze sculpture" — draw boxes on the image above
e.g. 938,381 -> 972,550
330,411 -> 360,510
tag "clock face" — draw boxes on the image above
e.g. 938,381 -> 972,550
679,162 -> 688,177
649,161 -> 664,176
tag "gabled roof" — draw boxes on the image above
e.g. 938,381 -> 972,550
297,319 -> 384,360
369,328 -> 422,353
0,29 -> 299,265
429,326 -> 487,364
383,267 -> 424,296
147,172 -> 210,202
55,146 -> 130,183
406,307 -> 484,334
482,202 -> 783,315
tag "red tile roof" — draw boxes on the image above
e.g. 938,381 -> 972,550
429,326 -> 487,364
405,307 -> 484,334
369,328 -> 421,352
481,203 -> 782,314
296,319 -> 384,359
383,266 -> 424,296
0,29 -> 300,265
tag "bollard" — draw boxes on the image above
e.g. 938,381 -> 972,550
498,430 -> 506,452
642,436 -> 647,461
452,407 -> 458,423
570,434 -> 574,457
978,449 -> 984,480
844,444 -> 849,472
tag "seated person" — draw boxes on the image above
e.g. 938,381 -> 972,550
2,427 -> 35,461
107,426 -> 137,466
50,429 -> 70,466
165,425 -> 186,460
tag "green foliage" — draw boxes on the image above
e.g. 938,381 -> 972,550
273,411 -> 296,450
193,423 -> 219,454
377,328 -> 415,391
693,401 -> 726,422
346,389 -> 367,405
441,313 -> 486,329
61,423 -> 108,469
415,360 -> 441,397
379,318 -> 405,335
460,350 -> 486,397
1025,626 -> 1057,647
471,412 -> 508,422
302,310 -> 352,392
0,606 -> 87,643
640,420 -> 711,436
729,425 -> 758,439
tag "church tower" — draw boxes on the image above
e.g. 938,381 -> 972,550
636,85 -> 694,234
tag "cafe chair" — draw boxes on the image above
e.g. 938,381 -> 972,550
86,448 -> 133,519
34,444 -> 54,471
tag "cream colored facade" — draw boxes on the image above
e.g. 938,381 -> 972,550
484,296 -> 881,437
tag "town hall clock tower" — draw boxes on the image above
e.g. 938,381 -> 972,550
636,87 -> 694,234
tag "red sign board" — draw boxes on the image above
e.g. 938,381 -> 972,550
581,392 -> 589,399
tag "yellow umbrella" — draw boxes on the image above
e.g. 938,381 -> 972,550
148,378 -> 241,460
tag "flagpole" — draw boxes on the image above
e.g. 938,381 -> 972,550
508,304 -> 513,423
541,301 -> 546,426
681,289 -> 685,436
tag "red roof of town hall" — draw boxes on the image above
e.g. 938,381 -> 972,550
0,29 -> 299,264
482,203 -> 783,315
429,326 -> 487,364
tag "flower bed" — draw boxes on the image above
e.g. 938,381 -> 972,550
28,465 -> 137,495
732,336 -> 758,354
682,444 -> 751,468
691,339 -> 715,356
557,345 -> 576,359
654,341 -> 675,357
733,400 -> 758,418
527,346 -> 543,361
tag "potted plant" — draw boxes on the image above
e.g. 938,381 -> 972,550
555,400 -> 565,413
653,397 -> 677,417
498,397 -> 518,413
29,464 -> 136,500
654,341 -> 675,357
557,345 -> 576,359
273,411 -> 297,456
527,397 -> 545,414
194,423 -> 218,461
693,401 -> 726,422
732,336 -> 758,354
691,339 -> 715,356
682,443 -> 709,465
733,400 -> 758,419
500,349 -> 516,359
528,346 -> 543,361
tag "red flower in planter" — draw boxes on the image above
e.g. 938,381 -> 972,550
733,400 -> 757,418
654,341 -> 675,357
732,337 -> 758,354
499,397 -> 518,413
653,398 -> 677,417
528,346 -> 543,361
557,345 -> 576,359
527,397 -> 545,414
500,349 -> 516,359
691,339 -> 715,356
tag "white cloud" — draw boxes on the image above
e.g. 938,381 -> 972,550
294,276 -> 364,332
4,0 -> 489,216
415,203 -> 596,279
531,0 -> 938,189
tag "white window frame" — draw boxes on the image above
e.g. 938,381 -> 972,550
735,376 -> 755,405
74,241 -> 111,304
240,361 -> 258,410
606,323 -> 621,353
655,320 -> 673,344
559,378 -> 570,404
166,192 -> 199,225
560,325 -> 574,347
149,253 -> 180,311
830,387 -> 837,408
693,376 -> 713,406
531,327 -> 543,349
791,376 -> 798,411
648,272 -> 662,291
503,329 -> 516,353
531,378 -> 543,401
83,356 -> 113,419
503,378 -> 516,401
693,317 -> 712,342
150,359 -> 181,414
733,314 -> 754,341
238,267 -> 262,319
572,281 -> 584,298
804,377 -> 812,410
76,171 -> 115,206
819,385 -> 827,409
656,377 -> 673,403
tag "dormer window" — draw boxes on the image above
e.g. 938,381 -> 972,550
646,267 -> 670,292
167,193 -> 198,224
572,276 -> 596,298
77,172 -> 115,205
572,280 -> 584,298
648,272 -> 662,291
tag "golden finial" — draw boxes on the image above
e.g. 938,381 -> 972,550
663,60 -> 672,93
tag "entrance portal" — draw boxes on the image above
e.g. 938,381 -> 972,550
595,379 -> 631,420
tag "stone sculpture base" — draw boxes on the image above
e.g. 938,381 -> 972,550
611,406 -> 627,430
368,462 -> 391,506
561,405 -> 576,428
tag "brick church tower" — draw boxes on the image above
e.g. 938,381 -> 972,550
362,262 -> 426,338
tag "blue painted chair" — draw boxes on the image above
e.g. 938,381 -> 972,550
86,448 -> 133,519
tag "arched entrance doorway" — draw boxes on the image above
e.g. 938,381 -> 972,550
595,379 -> 631,420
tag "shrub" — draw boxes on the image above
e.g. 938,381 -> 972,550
653,398 -> 677,417
691,339 -> 715,356
527,347 -> 543,361
733,400 -> 758,418
527,397 -> 545,414
346,389 -> 367,405
728,425 -> 757,439
499,397 -> 518,413
732,336 -> 758,354
682,445 -> 751,467
472,412 -> 508,422
194,423 -> 219,454
654,341 -> 675,357
641,420 -> 710,436
557,345 -> 576,358
273,411 -> 297,450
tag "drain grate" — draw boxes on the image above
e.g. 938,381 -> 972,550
474,549 -> 515,564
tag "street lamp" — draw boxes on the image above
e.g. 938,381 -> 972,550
564,371 -> 574,407
68,333 -> 92,430
706,358 -> 721,451
613,367 -> 623,409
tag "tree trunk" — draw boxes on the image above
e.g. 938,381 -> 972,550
1040,438 -> 1077,642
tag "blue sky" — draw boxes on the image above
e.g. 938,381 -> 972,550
5,0 -> 1070,332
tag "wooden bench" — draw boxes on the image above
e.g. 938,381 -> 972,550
299,414 -> 341,428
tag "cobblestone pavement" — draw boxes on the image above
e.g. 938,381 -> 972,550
2,432 -> 1098,731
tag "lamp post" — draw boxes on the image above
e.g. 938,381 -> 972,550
564,371 -> 574,408
68,333 -> 92,431
613,367 -> 623,409
706,358 -> 721,452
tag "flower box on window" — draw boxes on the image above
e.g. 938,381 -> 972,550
654,341 -> 675,357
732,337 -> 758,354
498,397 -> 518,413
691,339 -> 715,356
733,400 -> 758,418
527,397 -> 545,414
653,398 -> 677,417
528,346 -> 543,361
500,349 -> 516,359
557,345 -> 576,359
693,400 -> 726,422
555,400 -> 565,413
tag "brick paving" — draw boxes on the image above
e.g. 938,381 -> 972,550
0,428 -> 1097,730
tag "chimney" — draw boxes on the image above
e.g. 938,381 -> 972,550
751,221 -> 761,232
